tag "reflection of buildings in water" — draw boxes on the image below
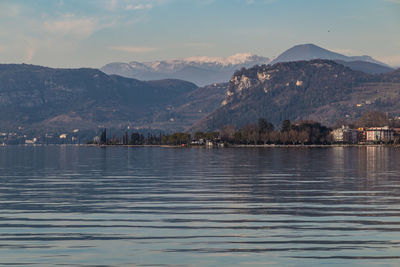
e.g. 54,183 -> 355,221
217,149 -> 301,215
215,147 -> 398,217
329,147 -> 376,194
330,146 -> 345,170
359,146 -> 390,186
329,146 -> 391,193
329,147 -> 346,192
330,146 -> 353,184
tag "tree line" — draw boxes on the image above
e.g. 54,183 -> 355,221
90,118 -> 333,146
88,111 -> 400,146
91,129 -> 164,145
218,119 -> 332,145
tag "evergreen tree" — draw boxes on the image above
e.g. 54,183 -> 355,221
258,118 -> 274,133
281,120 -> 291,132
100,129 -> 107,145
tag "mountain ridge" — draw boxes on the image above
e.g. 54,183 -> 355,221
271,44 -> 389,67
190,59 -> 400,132
101,53 -> 270,86
0,63 -> 198,134
101,44 -> 392,86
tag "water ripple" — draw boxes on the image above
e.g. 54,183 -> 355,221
1,146 -> 400,266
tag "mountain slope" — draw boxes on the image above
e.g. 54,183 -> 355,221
190,60 -> 400,131
334,60 -> 394,74
101,54 -> 270,86
0,64 -> 197,133
148,82 -> 228,131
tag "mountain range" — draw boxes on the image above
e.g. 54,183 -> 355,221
101,44 -> 393,86
0,44 -> 399,140
101,54 -> 270,87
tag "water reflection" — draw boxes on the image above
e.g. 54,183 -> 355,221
0,146 -> 400,266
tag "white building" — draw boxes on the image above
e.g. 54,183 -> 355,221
332,126 -> 358,144
25,138 -> 37,144
365,126 -> 394,143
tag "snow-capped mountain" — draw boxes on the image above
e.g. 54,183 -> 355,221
101,53 -> 271,86
101,44 -> 392,86
183,53 -> 266,66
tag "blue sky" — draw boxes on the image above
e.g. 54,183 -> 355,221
0,0 -> 399,67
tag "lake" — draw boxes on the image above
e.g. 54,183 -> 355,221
1,146 -> 400,266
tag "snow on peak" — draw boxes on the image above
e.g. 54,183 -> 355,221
123,53 -> 270,73
227,53 -> 255,63
183,53 -> 259,66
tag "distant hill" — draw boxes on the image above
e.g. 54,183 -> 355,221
271,44 -> 388,65
101,54 -> 270,86
270,44 -> 393,74
148,82 -> 228,131
0,64 -> 197,134
190,60 -> 400,132
334,60 -> 394,74
102,45 -> 392,88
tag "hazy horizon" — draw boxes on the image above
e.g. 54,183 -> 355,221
0,0 -> 399,68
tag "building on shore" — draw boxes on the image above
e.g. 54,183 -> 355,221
365,126 -> 394,143
332,126 -> 359,144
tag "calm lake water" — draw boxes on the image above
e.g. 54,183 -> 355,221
1,146 -> 400,266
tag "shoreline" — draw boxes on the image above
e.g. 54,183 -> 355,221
3,144 -> 400,148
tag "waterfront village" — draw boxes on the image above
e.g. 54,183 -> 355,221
190,124 -> 400,147
331,125 -> 400,144
1,125 -> 399,146
2,118 -> 399,147
1,112 -> 399,146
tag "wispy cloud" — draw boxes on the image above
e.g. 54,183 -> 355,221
24,38 -> 38,63
109,45 -> 159,53
125,3 -> 153,10
121,0 -> 169,11
43,17 -> 97,38
246,0 -> 276,4
103,0 -> 168,11
25,46 -> 36,62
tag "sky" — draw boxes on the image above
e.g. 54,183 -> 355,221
0,0 -> 399,68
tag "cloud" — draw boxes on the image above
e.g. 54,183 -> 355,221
246,0 -> 276,4
109,46 -> 159,53
25,45 -> 36,62
123,0 -> 169,11
125,3 -> 153,10
43,18 -> 97,38
0,45 -> 5,53
102,0 -> 168,11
